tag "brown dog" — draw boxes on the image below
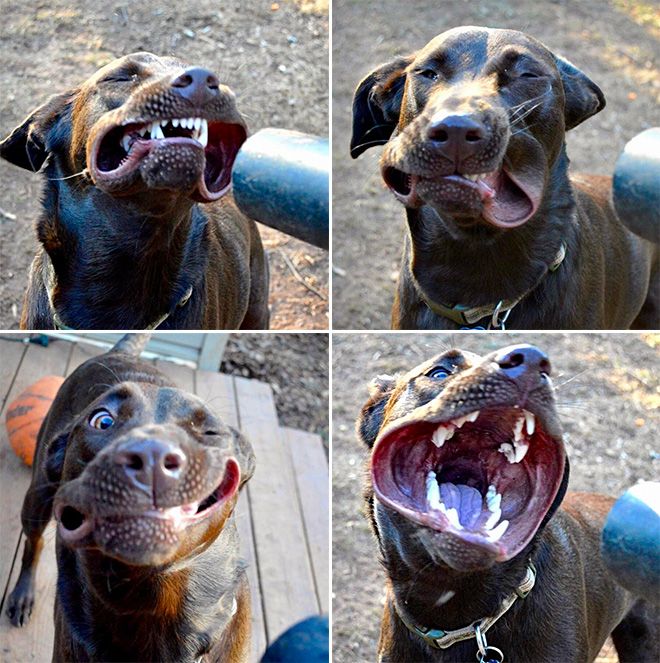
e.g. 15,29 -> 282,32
6,334 -> 255,662
0,53 -> 269,330
357,344 -> 659,661
351,27 -> 659,330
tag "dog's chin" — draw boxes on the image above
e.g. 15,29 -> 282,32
371,405 -> 565,566
55,458 -> 240,566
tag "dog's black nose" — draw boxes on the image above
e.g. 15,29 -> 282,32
494,344 -> 551,380
115,438 -> 187,492
171,67 -> 219,105
426,113 -> 486,163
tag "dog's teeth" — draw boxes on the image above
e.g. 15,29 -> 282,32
426,471 -> 441,510
121,135 -> 132,152
467,410 -> 479,422
172,118 -> 180,128
198,119 -> 208,148
152,124 -> 165,140
498,442 -> 516,463
486,519 -> 509,542
187,117 -> 195,129
525,410 -> 535,436
486,485 -> 501,512
514,443 -> 529,464
444,507 -> 463,530
484,507 -> 501,531
193,117 -> 202,131
451,411 -> 479,428
513,416 -> 525,442
432,424 -> 454,447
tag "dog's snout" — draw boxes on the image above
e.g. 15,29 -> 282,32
115,438 -> 187,491
426,113 -> 486,163
494,344 -> 551,380
171,67 -> 219,105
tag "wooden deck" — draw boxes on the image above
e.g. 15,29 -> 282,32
0,336 -> 328,663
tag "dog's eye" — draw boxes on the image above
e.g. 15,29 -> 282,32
417,68 -> 438,81
101,73 -> 137,83
204,430 -> 220,436
427,366 -> 450,379
520,72 -> 539,79
89,410 -> 115,430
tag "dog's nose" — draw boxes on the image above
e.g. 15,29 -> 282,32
114,438 -> 187,492
426,113 -> 486,162
494,344 -> 552,380
171,67 -> 219,106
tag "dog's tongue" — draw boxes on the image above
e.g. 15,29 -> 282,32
439,482 -> 483,529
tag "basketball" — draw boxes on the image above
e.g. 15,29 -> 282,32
5,375 -> 65,466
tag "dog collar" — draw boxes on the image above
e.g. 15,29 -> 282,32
50,285 -> 194,331
395,563 -> 536,652
422,244 -> 566,329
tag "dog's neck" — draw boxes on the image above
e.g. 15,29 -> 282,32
57,520 -> 243,662
403,147 -> 577,315
376,506 -> 533,636
38,176 -> 208,329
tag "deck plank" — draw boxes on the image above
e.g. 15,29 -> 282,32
196,369 -> 267,663
234,377 -> 319,643
282,427 -> 329,614
0,339 -> 26,410
0,341 -> 73,663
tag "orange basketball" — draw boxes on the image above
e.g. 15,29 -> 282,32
5,375 -> 65,466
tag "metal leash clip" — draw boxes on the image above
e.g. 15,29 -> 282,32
474,623 -> 504,663
489,300 -> 513,330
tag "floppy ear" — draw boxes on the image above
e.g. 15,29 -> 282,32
554,56 -> 605,130
228,426 -> 256,487
0,91 -> 75,171
350,55 -> 414,158
356,374 -> 397,448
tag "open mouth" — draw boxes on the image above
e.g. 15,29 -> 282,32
371,406 -> 564,561
381,165 -> 540,229
91,116 -> 246,201
56,457 -> 241,546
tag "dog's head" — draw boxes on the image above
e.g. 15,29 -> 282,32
0,52 -> 246,205
48,376 -> 254,567
357,344 -> 568,572
351,27 -> 604,235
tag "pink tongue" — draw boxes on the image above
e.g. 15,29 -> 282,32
439,482 -> 483,529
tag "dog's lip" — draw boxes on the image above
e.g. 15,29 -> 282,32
381,164 -> 541,228
88,116 -> 247,202
371,404 -> 565,561
54,457 -> 241,546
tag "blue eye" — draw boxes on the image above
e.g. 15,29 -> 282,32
89,409 -> 114,430
427,367 -> 450,379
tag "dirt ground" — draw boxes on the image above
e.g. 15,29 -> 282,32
332,332 -> 660,663
0,0 -> 328,330
331,0 -> 660,330
221,332 -> 329,445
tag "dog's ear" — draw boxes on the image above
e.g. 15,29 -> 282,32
44,431 -> 70,485
350,55 -> 415,158
554,56 -> 605,130
0,90 -> 76,172
229,426 -> 256,487
356,374 -> 397,448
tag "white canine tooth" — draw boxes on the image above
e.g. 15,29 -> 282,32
486,519 -> 509,542
172,118 -> 180,128
514,443 -> 529,464
484,507 -> 501,530
198,119 -> 208,148
498,442 -> 516,463
467,411 -> 479,422
432,424 -> 454,448
525,410 -> 535,436
444,507 -> 463,530
121,135 -> 132,152
513,416 -> 525,442
193,117 -> 202,131
152,124 -> 165,140
426,471 -> 441,510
